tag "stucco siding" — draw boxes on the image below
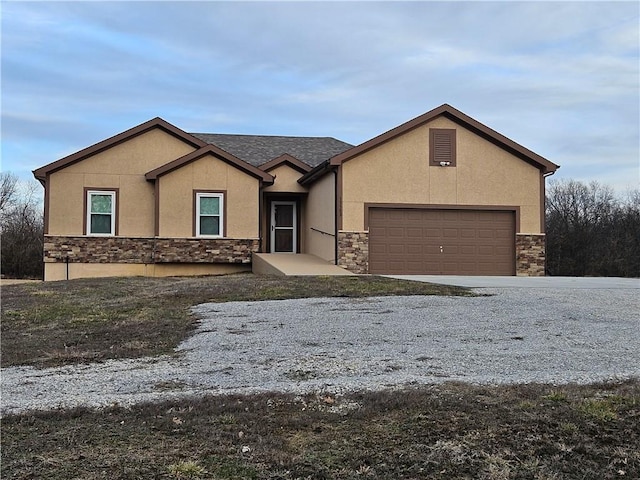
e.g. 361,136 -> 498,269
455,120 -> 541,232
263,165 -> 308,193
341,117 -> 543,233
59,128 -> 196,175
157,153 -> 260,238
48,172 -> 86,235
305,172 -> 335,262
46,128 -> 196,236
119,176 -> 156,236
48,173 -> 156,236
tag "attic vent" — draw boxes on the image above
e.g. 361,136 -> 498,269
429,128 -> 456,166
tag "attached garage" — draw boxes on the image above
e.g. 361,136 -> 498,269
368,207 -> 516,275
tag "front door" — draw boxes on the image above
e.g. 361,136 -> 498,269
270,201 -> 297,253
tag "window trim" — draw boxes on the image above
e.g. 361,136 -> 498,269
194,190 -> 225,238
429,128 -> 457,167
84,188 -> 118,236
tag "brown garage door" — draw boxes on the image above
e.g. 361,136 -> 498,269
368,208 -> 515,275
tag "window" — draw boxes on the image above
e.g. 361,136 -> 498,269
429,128 -> 456,166
196,192 -> 224,237
86,190 -> 116,235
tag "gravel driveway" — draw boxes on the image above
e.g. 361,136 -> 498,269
2,287 -> 638,415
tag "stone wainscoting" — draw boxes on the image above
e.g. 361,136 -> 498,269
516,234 -> 546,276
44,236 -> 259,264
337,231 -> 369,274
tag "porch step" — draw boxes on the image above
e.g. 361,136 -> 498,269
252,253 -> 354,276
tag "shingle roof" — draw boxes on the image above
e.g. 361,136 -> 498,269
190,133 -> 354,168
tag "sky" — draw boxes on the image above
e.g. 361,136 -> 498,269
1,1 -> 639,196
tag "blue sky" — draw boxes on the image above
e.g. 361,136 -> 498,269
2,1 -> 638,194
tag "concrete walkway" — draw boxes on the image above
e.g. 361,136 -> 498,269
385,275 -> 640,289
252,253 -> 354,276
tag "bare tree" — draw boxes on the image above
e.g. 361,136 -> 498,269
546,179 -> 640,277
0,172 -> 19,214
0,174 -> 44,279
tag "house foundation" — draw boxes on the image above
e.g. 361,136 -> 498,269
43,235 -> 258,281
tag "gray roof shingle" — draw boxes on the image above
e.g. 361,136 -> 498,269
190,133 -> 353,168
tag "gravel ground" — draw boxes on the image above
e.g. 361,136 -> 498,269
2,287 -> 638,415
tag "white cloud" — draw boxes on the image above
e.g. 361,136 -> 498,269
1,1 -> 638,190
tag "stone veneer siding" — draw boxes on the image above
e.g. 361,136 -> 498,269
337,231 -> 369,274
516,234 -> 546,276
44,236 -> 259,264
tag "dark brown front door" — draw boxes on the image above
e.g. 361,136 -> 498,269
368,208 -> 515,275
270,201 -> 297,253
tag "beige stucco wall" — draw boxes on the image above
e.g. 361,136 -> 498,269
47,128 -> 196,236
341,116 -> 543,233
157,153 -> 260,238
44,262 -> 248,281
263,165 -> 308,193
305,172 -> 335,261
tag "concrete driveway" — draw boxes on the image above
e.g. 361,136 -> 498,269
386,275 -> 640,289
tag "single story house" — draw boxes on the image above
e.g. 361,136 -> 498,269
33,104 -> 559,281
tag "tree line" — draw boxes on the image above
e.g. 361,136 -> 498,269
1,173 -> 638,279
545,179 -> 639,277
1,173 -> 44,279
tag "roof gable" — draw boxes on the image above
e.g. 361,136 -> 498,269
259,154 -> 312,174
329,104 -> 559,174
145,145 -> 274,184
33,117 -> 207,181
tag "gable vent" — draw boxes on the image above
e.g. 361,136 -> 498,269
430,128 -> 456,166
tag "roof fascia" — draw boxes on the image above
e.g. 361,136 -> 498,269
330,104 -> 559,174
298,160 -> 332,186
145,145 -> 274,184
259,154 -> 312,174
32,117 -> 208,181
440,106 -> 559,174
329,104 -> 449,166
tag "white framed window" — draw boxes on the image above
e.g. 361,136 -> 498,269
196,192 -> 224,237
86,190 -> 116,236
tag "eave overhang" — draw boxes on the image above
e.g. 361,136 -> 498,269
298,160 -> 334,186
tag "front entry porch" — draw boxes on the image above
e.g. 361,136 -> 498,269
252,253 -> 354,276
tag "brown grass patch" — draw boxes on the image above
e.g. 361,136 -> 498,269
2,380 -> 638,479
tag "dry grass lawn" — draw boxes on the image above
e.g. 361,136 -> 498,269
2,274 -> 638,479
2,381 -> 638,479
